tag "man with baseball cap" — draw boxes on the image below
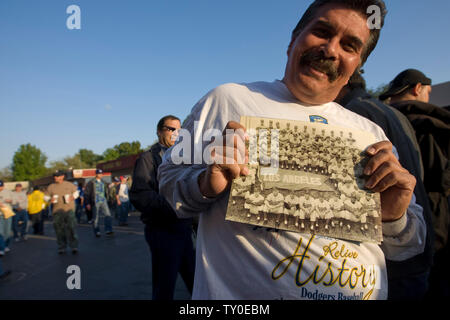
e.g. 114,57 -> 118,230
382,69 -> 450,298
46,170 -> 80,254
84,169 -> 114,237
336,71 -> 434,299
379,69 -> 432,103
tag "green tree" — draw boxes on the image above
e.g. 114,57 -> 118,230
78,149 -> 102,167
102,148 -> 120,162
12,144 -> 48,181
101,141 -> 142,162
0,166 -> 13,182
46,160 -> 68,173
115,141 -> 142,157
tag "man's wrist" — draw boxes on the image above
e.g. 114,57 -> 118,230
382,211 -> 408,237
381,210 -> 406,223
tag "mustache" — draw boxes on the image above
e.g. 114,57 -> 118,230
300,50 -> 339,82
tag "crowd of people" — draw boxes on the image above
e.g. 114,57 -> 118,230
0,171 -> 133,271
1,0 -> 449,301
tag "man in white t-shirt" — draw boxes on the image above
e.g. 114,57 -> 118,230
158,0 -> 426,300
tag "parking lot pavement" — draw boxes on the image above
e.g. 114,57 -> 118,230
0,212 -> 191,300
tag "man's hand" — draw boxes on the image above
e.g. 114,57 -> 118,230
199,121 -> 249,198
364,141 -> 416,222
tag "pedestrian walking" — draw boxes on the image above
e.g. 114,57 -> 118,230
85,169 -> 114,237
45,170 -> 79,254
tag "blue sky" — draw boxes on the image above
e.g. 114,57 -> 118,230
1,0 -> 449,169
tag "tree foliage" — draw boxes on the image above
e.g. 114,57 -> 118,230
101,141 -> 142,162
0,167 -> 13,182
78,149 -> 103,167
7,141 -> 143,181
12,144 -> 48,181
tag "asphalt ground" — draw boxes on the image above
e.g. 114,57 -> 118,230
0,211 -> 191,300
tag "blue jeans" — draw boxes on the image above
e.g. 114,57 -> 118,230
118,201 -> 130,224
12,209 -> 28,239
93,202 -> 113,234
0,215 -> 13,250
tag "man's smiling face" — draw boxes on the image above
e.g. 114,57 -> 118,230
283,3 -> 370,105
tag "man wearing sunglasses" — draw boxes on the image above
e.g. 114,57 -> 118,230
130,115 -> 195,300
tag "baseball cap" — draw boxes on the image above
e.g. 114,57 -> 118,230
53,170 -> 65,177
113,177 -> 120,182
380,69 -> 432,100
96,169 -> 103,174
0,180 -> 4,187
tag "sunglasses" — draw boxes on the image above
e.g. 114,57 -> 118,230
163,125 -> 179,132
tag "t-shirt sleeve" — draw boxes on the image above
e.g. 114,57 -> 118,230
158,84 -> 245,218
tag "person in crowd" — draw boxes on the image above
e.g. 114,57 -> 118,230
130,115 -> 195,300
45,170 -> 79,254
83,183 -> 93,224
116,176 -> 131,226
85,169 -> 114,237
11,183 -> 28,242
380,69 -> 450,299
27,186 -> 46,235
335,71 -> 435,300
74,181 -> 85,224
0,180 -> 13,256
108,177 -> 120,220
158,0 -> 427,300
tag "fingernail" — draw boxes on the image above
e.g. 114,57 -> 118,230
367,147 -> 375,154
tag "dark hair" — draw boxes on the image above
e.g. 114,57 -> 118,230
157,115 -> 180,132
347,70 -> 366,90
291,0 -> 387,66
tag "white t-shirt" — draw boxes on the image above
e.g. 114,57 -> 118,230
118,184 -> 129,203
158,80 -> 426,300
0,189 -> 13,209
